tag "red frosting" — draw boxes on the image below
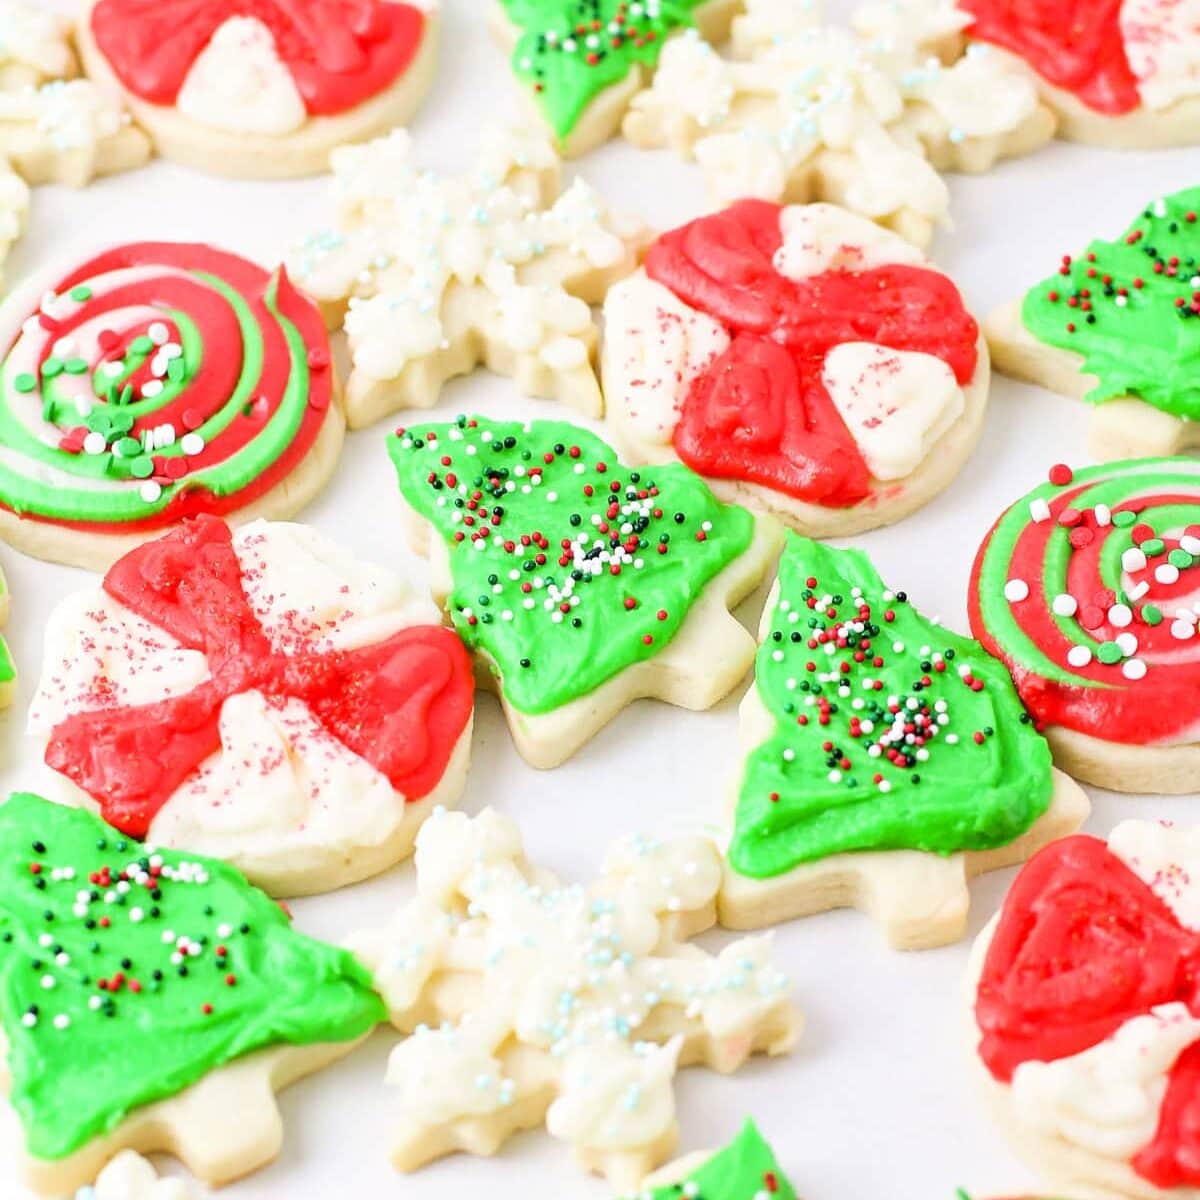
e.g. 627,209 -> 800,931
960,0 -> 1141,115
44,516 -> 474,837
643,199 -> 979,508
90,0 -> 426,116
977,834 -> 1200,1188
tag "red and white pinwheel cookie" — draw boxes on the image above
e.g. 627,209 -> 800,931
968,821 -> 1200,1200
601,200 -> 989,539
27,515 -> 474,898
961,0 -> 1200,148
76,0 -> 439,178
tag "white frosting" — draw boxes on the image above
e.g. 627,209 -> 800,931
177,17 -> 307,135
289,126 -> 645,394
0,1 -> 74,83
774,202 -> 925,279
603,273 -> 730,447
822,342 -> 964,480
1011,1003 -> 1200,1160
353,808 -> 798,1170
1109,819 -> 1200,930
30,521 -> 453,864
1120,0 -> 1200,110
83,1151 -> 191,1200
626,0 -> 1046,227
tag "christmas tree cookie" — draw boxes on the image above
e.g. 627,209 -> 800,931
28,516 -> 475,897
0,792 -> 385,1197
621,1120 -> 798,1199
388,415 -> 782,767
970,458 -> 1200,795
966,822 -> 1200,1198
490,0 -> 742,157
603,199 -> 990,539
350,808 -> 800,1190
987,187 -> 1200,461
720,535 -> 1089,949
961,0 -> 1200,147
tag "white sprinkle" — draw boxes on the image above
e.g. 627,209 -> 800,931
1067,645 -> 1092,667
148,321 -> 170,345
83,431 -> 107,455
140,481 -> 163,503
180,432 -> 205,456
1122,547 -> 1147,572
1181,535 -> 1200,555
1122,658 -> 1147,680
1051,594 -> 1077,617
1171,619 -> 1195,640
1115,632 -> 1138,657
1156,564 -> 1181,585
1107,604 -> 1133,628
1094,504 -> 1112,527
53,1014 -> 69,1030
1029,499 -> 1051,523
1004,579 -> 1029,602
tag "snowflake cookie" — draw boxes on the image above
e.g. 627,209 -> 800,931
76,0 -> 439,178
350,807 -> 801,1191
388,414 -> 782,767
603,199 -> 989,539
623,0 -> 1055,247
287,124 -> 647,429
0,793 -> 385,1197
28,515 -> 475,897
968,821 -> 1200,1198
986,186 -> 1200,462
719,535 -> 1089,949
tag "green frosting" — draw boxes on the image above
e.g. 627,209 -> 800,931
388,416 -> 755,714
729,535 -> 1053,880
618,1120 -> 797,1200
499,0 -> 707,140
1021,186 -> 1200,420
0,567 -> 13,690
0,793 -> 385,1161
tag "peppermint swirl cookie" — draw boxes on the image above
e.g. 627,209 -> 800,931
962,0 -> 1200,147
0,242 -> 343,569
28,515 -> 474,897
76,0 -> 439,178
603,200 -> 988,538
969,458 -> 1200,793
968,822 -> 1200,1198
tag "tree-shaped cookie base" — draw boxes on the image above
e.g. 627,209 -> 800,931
351,808 -> 801,1191
0,794 -> 384,1196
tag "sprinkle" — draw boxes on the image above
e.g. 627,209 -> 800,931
1004,579 -> 1029,602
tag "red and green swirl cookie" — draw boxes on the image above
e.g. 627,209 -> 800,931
0,241 -> 336,541
0,792 -> 384,1165
1019,187 -> 1200,420
969,458 -> 1200,748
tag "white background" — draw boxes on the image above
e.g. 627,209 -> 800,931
2,3 -> 1199,1197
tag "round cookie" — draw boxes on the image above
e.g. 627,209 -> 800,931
0,241 -> 345,570
0,792 -> 385,1198
719,534 -> 1090,949
986,187 -> 1200,463
76,0 -> 439,178
967,822 -> 1200,1199
960,0 -> 1200,147
27,515 -> 474,897
387,414 -> 782,768
969,458 -> 1200,794
602,199 -> 989,539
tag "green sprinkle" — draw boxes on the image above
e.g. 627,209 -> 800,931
129,335 -> 154,355
1142,604 -> 1163,625
1169,549 -> 1193,569
68,285 -> 92,302
114,436 -> 141,457
130,455 -> 155,479
167,358 -> 186,383
40,358 -> 63,379
64,357 -> 89,375
1112,510 -> 1136,528
1141,537 -> 1165,556
86,412 -> 112,436
13,372 -> 36,393
1097,642 -> 1123,664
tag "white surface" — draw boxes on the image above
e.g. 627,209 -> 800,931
1,4 -> 1198,1199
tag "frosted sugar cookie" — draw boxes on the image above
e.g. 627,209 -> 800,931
0,241 -> 344,570
719,535 -> 1089,948
288,125 -> 646,428
76,0 -> 438,178
970,458 -> 1200,794
961,0 -> 1200,147
968,822 -> 1200,1199
986,187 -> 1200,462
351,808 -> 801,1190
28,515 -> 474,897
0,792 -> 384,1197
388,414 -> 781,768
603,200 -> 989,538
